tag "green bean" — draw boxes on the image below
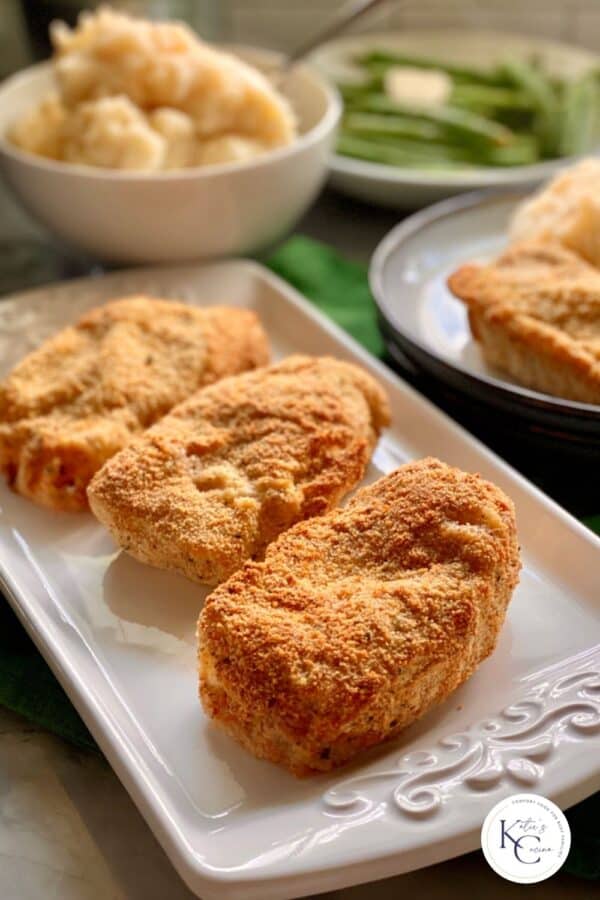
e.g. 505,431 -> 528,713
559,73 -> 600,156
355,51 -> 508,87
343,93 -> 515,147
339,127 -> 540,167
337,80 -> 380,102
343,112 -> 445,142
449,84 -> 535,112
336,134 -> 472,168
499,57 -> 559,154
482,135 -> 540,166
340,129 -> 475,162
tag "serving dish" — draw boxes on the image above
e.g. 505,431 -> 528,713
310,30 -> 600,208
0,48 -> 340,263
0,260 -> 598,900
371,189 -> 600,443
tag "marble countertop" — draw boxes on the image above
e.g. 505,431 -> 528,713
0,185 -> 595,900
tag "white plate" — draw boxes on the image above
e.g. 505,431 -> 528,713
370,190 -> 600,437
0,260 -> 599,900
309,30 -> 600,208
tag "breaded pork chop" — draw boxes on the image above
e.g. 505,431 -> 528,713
448,240 -> 600,404
198,457 -> 520,775
0,297 -> 269,511
88,355 -> 390,585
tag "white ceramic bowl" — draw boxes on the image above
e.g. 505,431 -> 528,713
0,49 -> 341,263
310,29 -> 600,208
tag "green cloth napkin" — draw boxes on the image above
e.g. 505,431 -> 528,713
267,235 -> 385,358
0,236 -> 597,879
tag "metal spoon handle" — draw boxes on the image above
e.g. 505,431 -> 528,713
284,0 -> 389,68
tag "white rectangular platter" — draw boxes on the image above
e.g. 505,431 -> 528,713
0,259 -> 598,900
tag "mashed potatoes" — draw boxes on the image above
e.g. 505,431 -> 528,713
9,6 -> 297,171
510,159 -> 600,268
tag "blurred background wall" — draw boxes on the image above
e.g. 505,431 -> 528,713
2,0 -> 600,75
225,0 -> 600,53
1,2 -> 30,77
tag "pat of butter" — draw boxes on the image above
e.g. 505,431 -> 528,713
383,66 -> 452,109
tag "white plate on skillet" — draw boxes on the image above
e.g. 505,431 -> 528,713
0,260 -> 598,900
370,190 -> 600,441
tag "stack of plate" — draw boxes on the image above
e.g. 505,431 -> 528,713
369,191 -> 600,453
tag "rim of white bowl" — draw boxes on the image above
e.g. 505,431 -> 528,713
0,53 -> 342,181
329,152 -> 583,187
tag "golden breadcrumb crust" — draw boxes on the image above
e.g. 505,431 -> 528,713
448,240 -> 600,403
0,296 -> 269,511
509,158 -> 600,268
88,355 -> 390,585
198,457 -> 520,775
